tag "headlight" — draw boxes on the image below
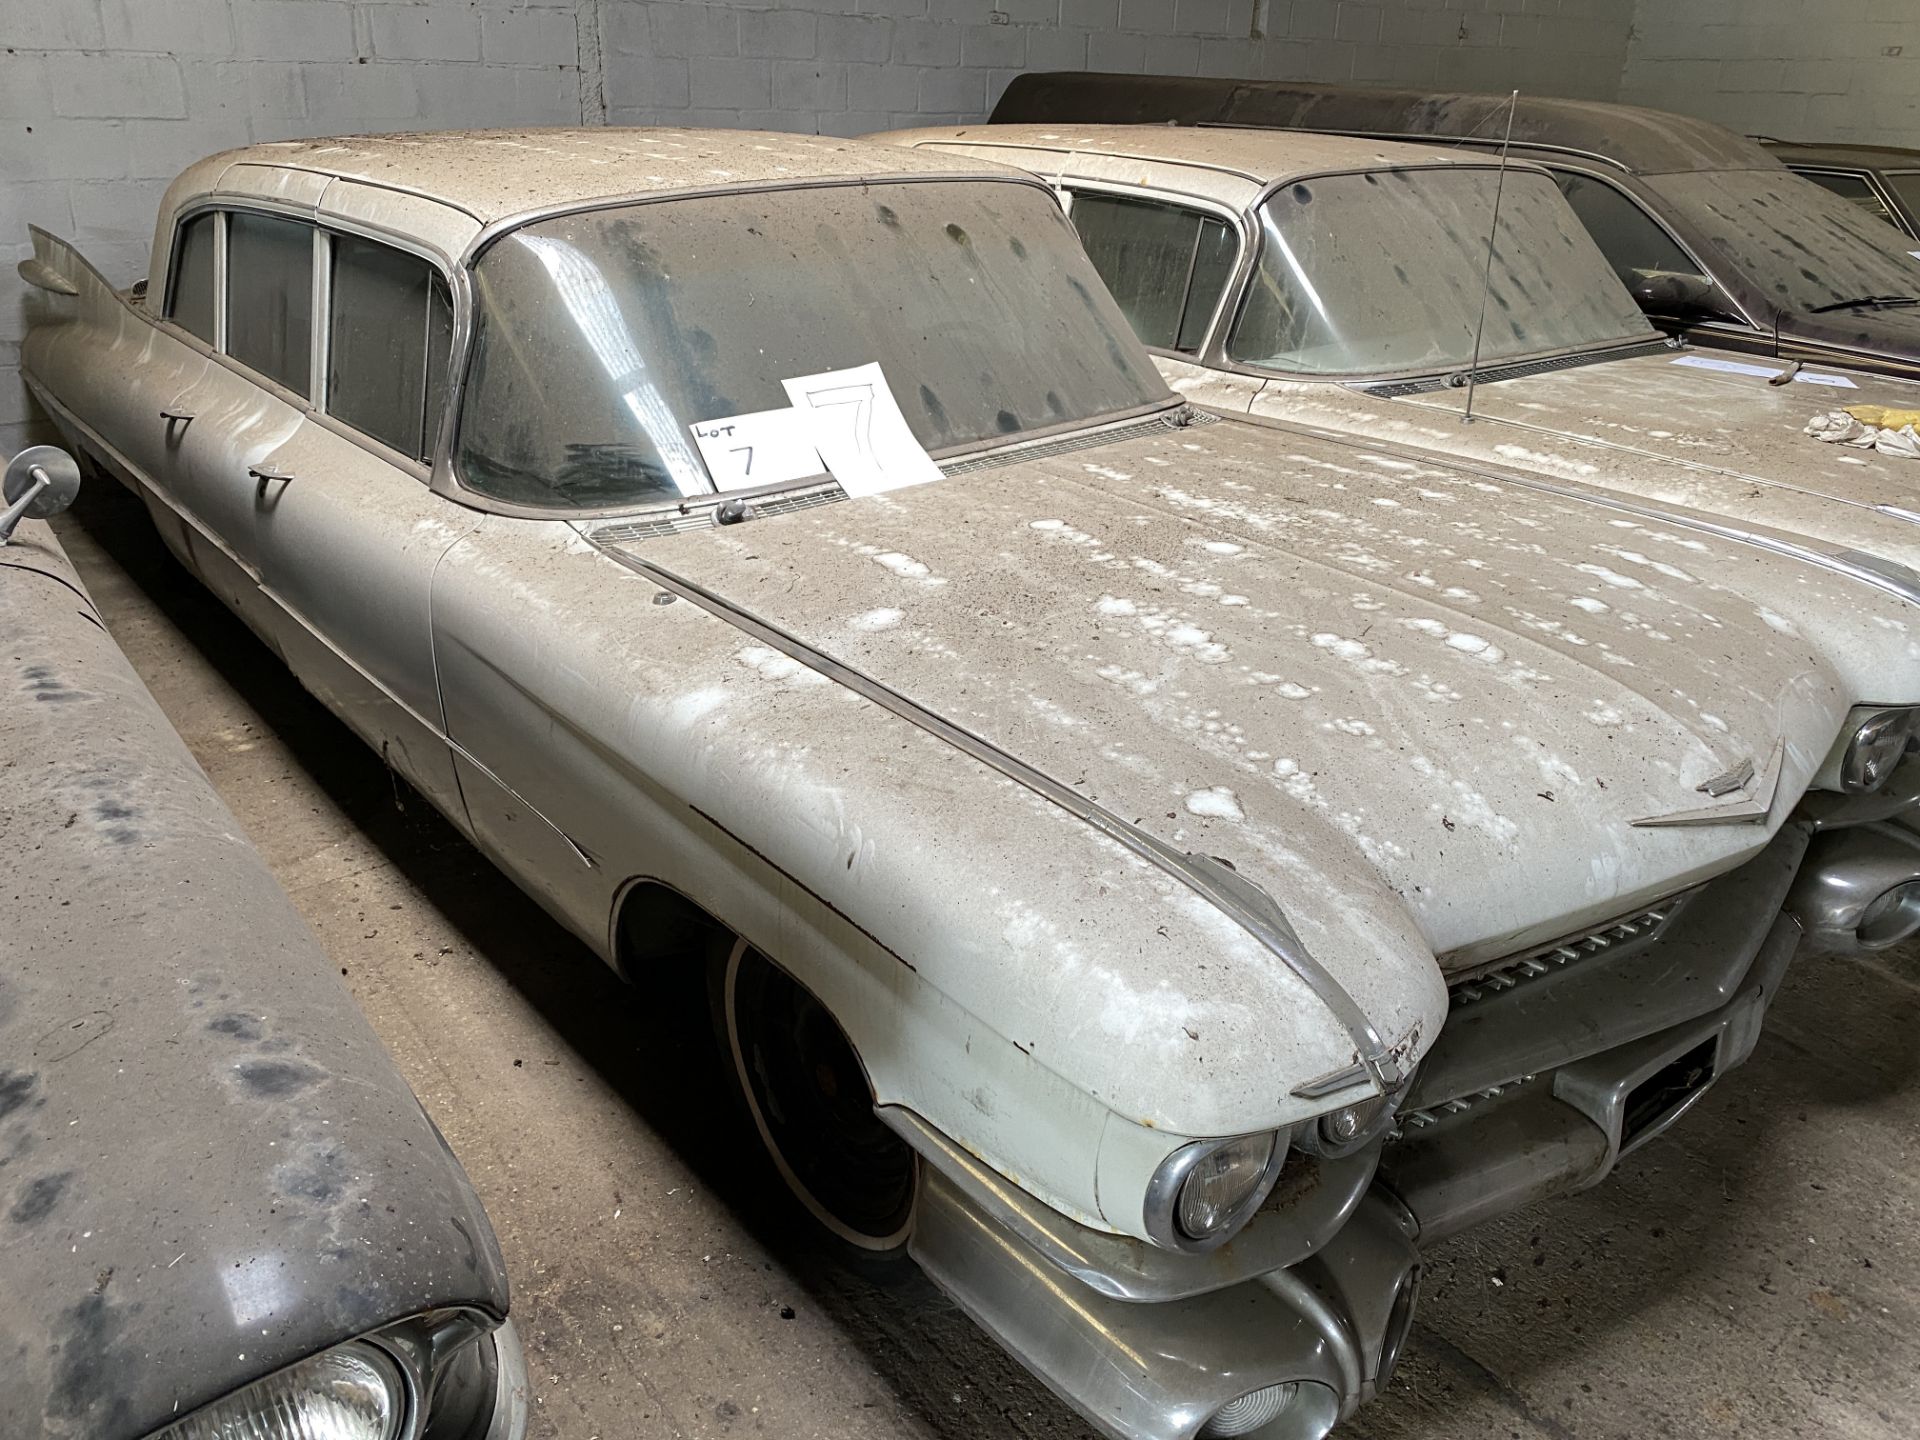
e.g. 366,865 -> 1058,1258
1841,708 -> 1919,793
153,1342 -> 405,1440
1144,1132 -> 1283,1251
1294,1092 -> 1395,1159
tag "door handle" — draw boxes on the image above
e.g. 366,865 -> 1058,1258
160,407 -> 195,423
248,464 -> 295,485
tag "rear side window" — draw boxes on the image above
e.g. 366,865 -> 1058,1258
1551,173 -> 1704,291
1067,191 -> 1237,354
1795,170 -> 1897,227
328,234 -> 454,462
168,213 -> 217,344
227,211 -> 313,397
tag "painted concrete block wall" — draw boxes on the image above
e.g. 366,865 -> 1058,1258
1619,0 -> 1920,149
2,0 -> 1639,455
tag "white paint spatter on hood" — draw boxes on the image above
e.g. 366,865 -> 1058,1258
1574,563 -> 1648,591
1596,546 -> 1698,584
1184,786 -> 1244,820
1444,632 -> 1507,663
850,608 -> 905,632
1569,596 -> 1611,614
1757,608 -> 1800,637
1203,540 -> 1245,555
1082,462 -> 1134,482
1096,595 -> 1139,617
1491,442 -> 1601,478
1309,632 -> 1407,677
735,645 -> 830,686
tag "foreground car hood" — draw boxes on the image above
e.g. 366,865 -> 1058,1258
1204,350 -> 1920,573
616,414 -> 1855,972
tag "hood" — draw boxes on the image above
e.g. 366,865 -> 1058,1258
613,415 -> 1861,972
1221,349 -> 1920,575
1,521 -> 508,1439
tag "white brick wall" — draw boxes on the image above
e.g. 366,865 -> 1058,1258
4,0 -> 1643,453
1619,0 -> 1920,150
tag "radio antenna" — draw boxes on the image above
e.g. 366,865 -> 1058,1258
1463,90 -> 1519,425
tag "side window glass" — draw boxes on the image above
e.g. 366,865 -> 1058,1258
1552,173 -> 1703,289
1068,190 -> 1237,354
1179,217 -> 1236,352
168,212 -> 217,344
1795,170 -> 1896,226
328,233 -> 451,463
227,211 -> 313,397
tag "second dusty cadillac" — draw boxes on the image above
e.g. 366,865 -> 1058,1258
21,130 -> 1920,1440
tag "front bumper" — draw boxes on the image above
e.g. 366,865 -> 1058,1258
881,820 -> 1844,1440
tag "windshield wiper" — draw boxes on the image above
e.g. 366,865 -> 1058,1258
1807,294 -> 1920,313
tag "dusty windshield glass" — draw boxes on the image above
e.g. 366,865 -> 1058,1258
1228,167 -> 1653,378
1648,169 -> 1920,313
456,180 -> 1169,510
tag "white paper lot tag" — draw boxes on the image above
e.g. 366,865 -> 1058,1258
782,362 -> 943,498
1670,354 -> 1857,388
689,407 -> 823,492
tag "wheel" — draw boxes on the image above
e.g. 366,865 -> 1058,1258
717,937 -> 918,1261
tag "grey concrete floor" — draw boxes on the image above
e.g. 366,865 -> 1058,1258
52,477 -> 1920,1440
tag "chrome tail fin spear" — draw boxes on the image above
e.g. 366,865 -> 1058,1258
1463,90 -> 1519,425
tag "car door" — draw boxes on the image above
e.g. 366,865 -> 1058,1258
240,225 -> 473,817
162,207 -> 312,647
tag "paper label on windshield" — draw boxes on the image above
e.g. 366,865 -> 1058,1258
782,363 -> 942,498
689,407 -> 823,492
1670,354 -> 1857,388
1909,250 -> 1920,262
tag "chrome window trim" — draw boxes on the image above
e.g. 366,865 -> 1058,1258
1783,163 -> 1907,228
437,171 -> 1183,521
159,197 -> 457,486
1055,177 -> 1250,359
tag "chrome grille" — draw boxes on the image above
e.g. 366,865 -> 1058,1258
1447,899 -> 1683,1008
1390,1074 -> 1539,1141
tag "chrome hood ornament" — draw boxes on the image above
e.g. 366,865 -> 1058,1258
1631,739 -> 1785,828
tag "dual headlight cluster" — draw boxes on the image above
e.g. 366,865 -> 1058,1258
1145,1094 -> 1394,1252
1837,706 -> 1920,793
150,1309 -> 515,1440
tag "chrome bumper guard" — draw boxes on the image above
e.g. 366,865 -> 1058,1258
874,813 -> 1920,1440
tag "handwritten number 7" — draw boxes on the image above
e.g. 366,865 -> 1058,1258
731,444 -> 753,476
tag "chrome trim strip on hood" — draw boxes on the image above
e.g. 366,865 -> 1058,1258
587,538 -> 1403,1095
1259,414 -> 1920,609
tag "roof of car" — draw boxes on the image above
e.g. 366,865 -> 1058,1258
880,122 -> 1498,197
991,74 -> 1782,177
174,127 -> 1020,224
1761,139 -> 1920,169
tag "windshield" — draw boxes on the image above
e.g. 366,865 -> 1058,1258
1647,168 -> 1920,314
1228,167 -> 1654,378
455,180 -> 1169,510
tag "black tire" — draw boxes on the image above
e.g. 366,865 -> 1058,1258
713,937 -> 918,1265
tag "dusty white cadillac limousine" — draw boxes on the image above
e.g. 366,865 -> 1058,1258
20,129 -> 1920,1440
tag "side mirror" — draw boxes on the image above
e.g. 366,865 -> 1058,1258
1630,269 -> 1733,320
0,445 -> 83,545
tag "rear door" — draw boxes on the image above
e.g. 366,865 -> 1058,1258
245,227 -> 471,812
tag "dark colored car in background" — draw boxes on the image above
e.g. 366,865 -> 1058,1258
992,73 -> 1920,381
1759,138 -> 1920,241
1,463 -> 525,1440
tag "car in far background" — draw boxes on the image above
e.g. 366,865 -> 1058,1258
1759,138 -> 1920,241
0,458 -> 525,1440
989,73 -> 1920,382
875,122 -> 1920,614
